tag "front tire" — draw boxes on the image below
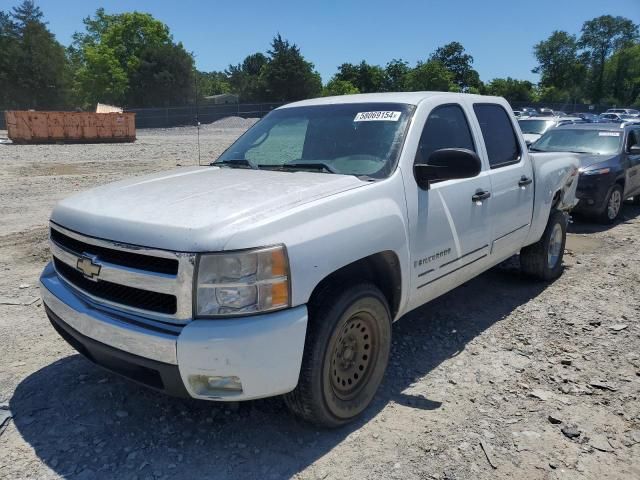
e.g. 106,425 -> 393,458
284,283 -> 392,428
599,184 -> 623,224
520,210 -> 567,281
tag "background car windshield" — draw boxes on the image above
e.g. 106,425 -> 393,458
518,119 -> 554,134
216,103 -> 415,178
532,129 -> 621,155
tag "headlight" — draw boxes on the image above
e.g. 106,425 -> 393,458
579,167 -> 610,175
195,246 -> 290,317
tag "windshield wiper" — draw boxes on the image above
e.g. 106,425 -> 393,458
263,162 -> 339,174
213,158 -> 258,169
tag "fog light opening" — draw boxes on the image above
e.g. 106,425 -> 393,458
188,375 -> 243,397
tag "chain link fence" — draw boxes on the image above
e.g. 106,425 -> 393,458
126,102 -> 284,129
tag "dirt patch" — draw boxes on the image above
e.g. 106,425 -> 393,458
565,234 -> 604,254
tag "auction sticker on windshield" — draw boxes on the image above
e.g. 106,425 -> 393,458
354,111 -> 401,122
599,132 -> 620,136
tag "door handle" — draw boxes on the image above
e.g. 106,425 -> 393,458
518,176 -> 533,187
472,190 -> 491,202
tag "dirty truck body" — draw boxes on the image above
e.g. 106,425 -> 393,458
40,92 -> 579,427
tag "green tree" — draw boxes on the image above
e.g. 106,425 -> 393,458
71,8 -> 193,107
73,44 -> 127,106
334,61 -> 386,93
322,78 -> 359,96
485,77 -> 536,102
0,1 -> 70,109
579,15 -> 639,102
226,53 -> 268,101
0,11 -> 19,107
11,0 -> 42,27
405,60 -> 456,92
533,31 -> 584,90
129,42 -> 195,107
604,43 -> 640,106
384,59 -> 410,91
260,34 -> 322,101
429,41 -> 481,91
197,71 -> 231,98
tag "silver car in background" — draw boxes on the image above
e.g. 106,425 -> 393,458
518,117 -> 583,145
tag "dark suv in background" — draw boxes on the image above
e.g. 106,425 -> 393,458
531,124 -> 640,223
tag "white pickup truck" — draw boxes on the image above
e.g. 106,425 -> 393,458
40,92 -> 579,427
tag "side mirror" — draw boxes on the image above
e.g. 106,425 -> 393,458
630,144 -> 640,154
414,148 -> 482,189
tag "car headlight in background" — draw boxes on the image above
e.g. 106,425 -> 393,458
195,246 -> 290,317
579,167 -> 610,175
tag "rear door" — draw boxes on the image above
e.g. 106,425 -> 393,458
472,103 -> 534,259
406,102 -> 492,309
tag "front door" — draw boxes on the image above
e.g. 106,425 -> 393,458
407,103 -> 492,310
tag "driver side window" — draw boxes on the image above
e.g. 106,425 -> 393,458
416,104 -> 476,165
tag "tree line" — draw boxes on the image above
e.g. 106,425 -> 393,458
1,1 -> 638,111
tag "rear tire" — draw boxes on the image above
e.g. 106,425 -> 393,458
284,283 -> 391,428
599,184 -> 623,224
520,210 -> 567,281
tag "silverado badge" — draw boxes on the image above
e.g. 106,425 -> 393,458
76,255 -> 101,280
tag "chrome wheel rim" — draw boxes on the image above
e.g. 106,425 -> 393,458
547,223 -> 563,269
607,189 -> 622,220
330,313 -> 376,401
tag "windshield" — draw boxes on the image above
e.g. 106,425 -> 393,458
215,103 -> 415,178
518,119 -> 554,134
531,129 -> 622,155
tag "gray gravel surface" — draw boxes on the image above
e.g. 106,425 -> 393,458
0,125 -> 639,479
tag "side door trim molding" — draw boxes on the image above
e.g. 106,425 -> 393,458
417,253 -> 488,289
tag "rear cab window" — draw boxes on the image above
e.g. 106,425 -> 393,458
473,104 -> 522,168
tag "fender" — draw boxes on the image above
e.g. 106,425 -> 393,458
223,172 -> 411,315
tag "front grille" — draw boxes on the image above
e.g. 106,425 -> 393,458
54,257 -> 177,314
51,227 -> 179,275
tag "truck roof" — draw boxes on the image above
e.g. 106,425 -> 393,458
280,92 -> 505,108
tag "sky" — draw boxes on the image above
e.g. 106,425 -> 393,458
13,0 -> 640,83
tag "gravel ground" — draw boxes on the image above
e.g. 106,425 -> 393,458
0,124 -> 639,480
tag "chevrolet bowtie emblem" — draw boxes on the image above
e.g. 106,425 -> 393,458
76,255 -> 101,280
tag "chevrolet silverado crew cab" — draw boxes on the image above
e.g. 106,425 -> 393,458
40,93 -> 579,427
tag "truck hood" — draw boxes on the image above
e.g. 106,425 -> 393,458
51,166 -> 365,251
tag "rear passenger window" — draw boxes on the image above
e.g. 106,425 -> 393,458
416,104 -> 475,164
473,104 -> 521,168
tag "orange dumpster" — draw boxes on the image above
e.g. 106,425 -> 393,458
4,111 -> 136,144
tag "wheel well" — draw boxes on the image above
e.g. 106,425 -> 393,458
551,190 -> 561,209
615,178 -> 625,189
308,251 -> 402,318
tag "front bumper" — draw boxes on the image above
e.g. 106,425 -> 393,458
573,173 -> 614,214
40,262 -> 308,401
